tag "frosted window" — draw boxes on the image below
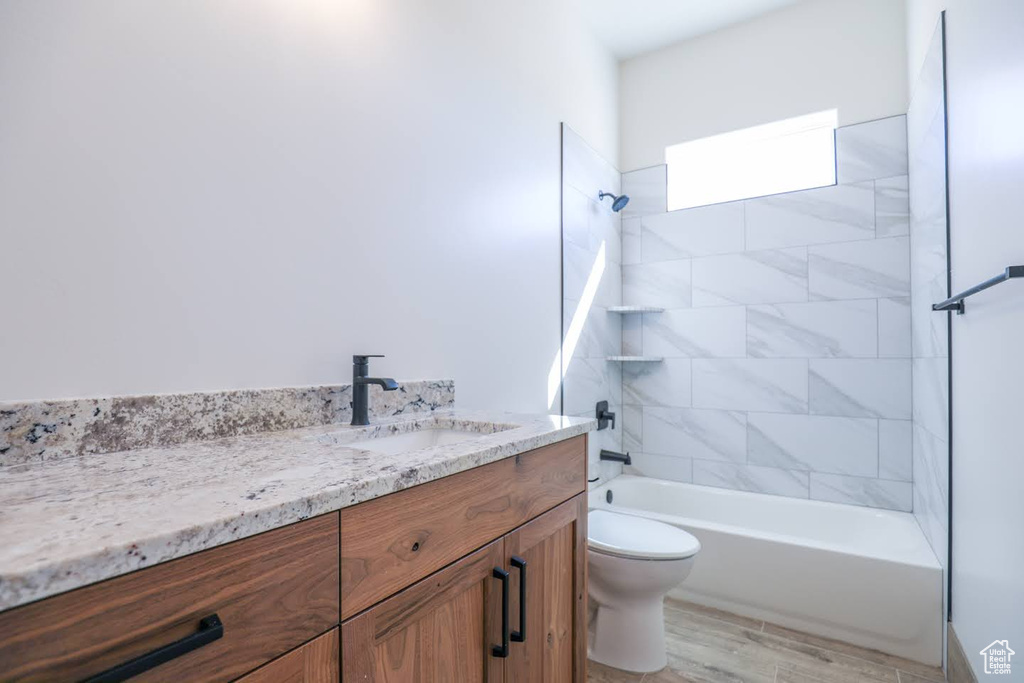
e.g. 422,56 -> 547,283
666,110 -> 838,211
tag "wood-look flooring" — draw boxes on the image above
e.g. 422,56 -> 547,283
589,599 -> 946,683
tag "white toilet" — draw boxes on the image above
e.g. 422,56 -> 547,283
587,509 -> 701,673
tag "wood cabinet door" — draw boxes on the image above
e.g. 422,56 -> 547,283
342,539 -> 506,683
237,629 -> 338,683
503,494 -> 587,683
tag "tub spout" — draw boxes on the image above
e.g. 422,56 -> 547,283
600,449 -> 632,466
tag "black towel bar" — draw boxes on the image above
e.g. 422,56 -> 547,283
932,266 -> 1024,314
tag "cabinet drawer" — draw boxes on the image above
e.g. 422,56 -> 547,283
0,513 -> 340,682
341,435 -> 586,620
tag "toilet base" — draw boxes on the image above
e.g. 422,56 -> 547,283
589,598 -> 668,673
585,513 -> 699,674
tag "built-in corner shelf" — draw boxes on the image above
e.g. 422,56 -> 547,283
608,305 -> 664,313
606,356 -> 664,362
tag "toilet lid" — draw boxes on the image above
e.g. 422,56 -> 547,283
588,509 -> 701,560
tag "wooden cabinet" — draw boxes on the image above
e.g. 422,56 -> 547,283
340,436 -> 585,620
341,494 -> 589,683
0,514 -> 340,682
0,434 -> 588,682
238,629 -> 339,683
504,496 -> 588,683
342,540 -> 506,683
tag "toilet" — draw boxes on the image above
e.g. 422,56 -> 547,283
587,509 -> 701,673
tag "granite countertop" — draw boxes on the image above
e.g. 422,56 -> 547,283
0,409 -> 595,612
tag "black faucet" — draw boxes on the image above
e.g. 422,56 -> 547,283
351,354 -> 399,426
599,449 -> 632,466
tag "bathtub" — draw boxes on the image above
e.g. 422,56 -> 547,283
588,475 -> 942,665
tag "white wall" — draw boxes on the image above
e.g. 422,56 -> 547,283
619,0 -> 908,171
906,1 -> 1024,678
0,0 -> 618,410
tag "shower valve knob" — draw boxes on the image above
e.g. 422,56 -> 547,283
596,400 -> 615,430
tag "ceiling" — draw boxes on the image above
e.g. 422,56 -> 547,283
586,0 -> 802,60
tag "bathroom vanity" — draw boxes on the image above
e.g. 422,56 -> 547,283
0,391 -> 593,682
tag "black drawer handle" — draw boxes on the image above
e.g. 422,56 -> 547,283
511,556 -> 527,643
491,568 -> 510,658
81,613 -> 224,683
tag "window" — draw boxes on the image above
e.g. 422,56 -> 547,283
665,109 -> 838,211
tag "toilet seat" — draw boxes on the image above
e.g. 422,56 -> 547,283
588,509 -> 701,561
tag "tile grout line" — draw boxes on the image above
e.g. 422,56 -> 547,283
878,417 -> 882,479
629,295 -> 912,312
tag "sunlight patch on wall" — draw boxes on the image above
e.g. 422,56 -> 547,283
547,242 -> 606,410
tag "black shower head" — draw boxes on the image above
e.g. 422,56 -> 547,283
598,191 -> 630,212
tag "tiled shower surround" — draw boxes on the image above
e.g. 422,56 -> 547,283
617,116 -> 915,511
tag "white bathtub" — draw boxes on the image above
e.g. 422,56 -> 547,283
588,475 -> 942,665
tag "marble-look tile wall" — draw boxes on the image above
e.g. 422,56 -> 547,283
618,116 -> 914,511
0,380 -> 455,466
561,124 -> 623,481
908,20 -> 950,568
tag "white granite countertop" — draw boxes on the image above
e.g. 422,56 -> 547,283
0,410 -> 595,612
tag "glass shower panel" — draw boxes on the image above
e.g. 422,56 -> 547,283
908,12 -> 952,613
559,123 -> 624,483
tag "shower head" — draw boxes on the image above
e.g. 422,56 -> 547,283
599,191 -> 630,212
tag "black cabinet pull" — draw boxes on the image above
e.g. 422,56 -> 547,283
81,614 -> 224,683
511,556 -> 527,643
492,567 -> 510,658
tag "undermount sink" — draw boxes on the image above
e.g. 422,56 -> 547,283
345,428 -> 483,455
